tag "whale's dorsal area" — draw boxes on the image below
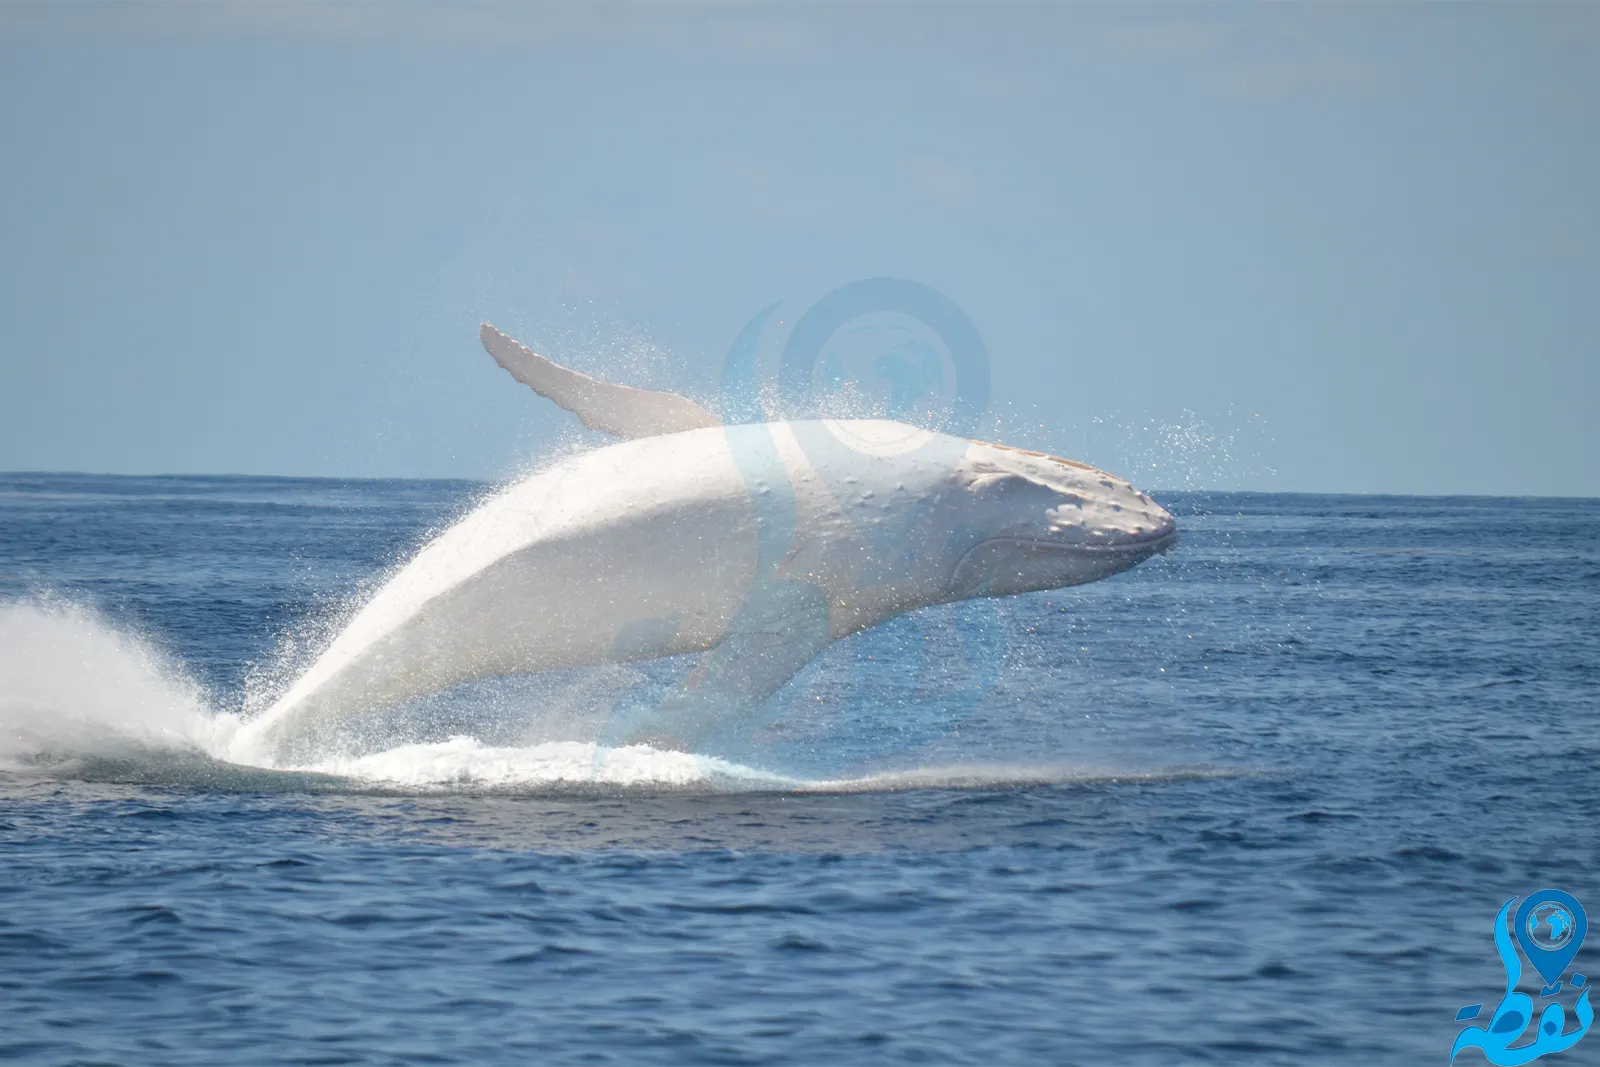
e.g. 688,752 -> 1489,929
481,323 -> 721,439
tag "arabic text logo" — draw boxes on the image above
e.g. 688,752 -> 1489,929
1452,890 -> 1591,1065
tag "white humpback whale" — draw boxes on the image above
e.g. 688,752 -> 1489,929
230,325 -> 1176,762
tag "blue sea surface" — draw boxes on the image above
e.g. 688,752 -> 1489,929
1,473 -> 1596,1064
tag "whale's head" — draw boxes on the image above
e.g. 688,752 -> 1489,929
942,440 -> 1176,600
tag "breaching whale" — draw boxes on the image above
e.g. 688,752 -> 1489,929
230,325 -> 1176,762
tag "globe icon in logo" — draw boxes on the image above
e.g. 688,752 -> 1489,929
1526,902 -> 1576,951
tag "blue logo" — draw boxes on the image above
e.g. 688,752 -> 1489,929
596,278 -> 1001,778
1452,890 -> 1591,1065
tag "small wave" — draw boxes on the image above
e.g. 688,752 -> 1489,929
798,764 -> 1242,794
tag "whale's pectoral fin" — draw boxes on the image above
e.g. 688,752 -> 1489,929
611,581 -> 833,751
480,322 -> 722,439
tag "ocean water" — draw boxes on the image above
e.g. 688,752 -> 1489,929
1,472 -> 1596,1065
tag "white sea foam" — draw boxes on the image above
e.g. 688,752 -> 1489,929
306,736 -> 801,791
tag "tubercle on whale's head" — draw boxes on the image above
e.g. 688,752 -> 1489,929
943,439 -> 1177,599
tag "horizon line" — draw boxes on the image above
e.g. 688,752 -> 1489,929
2,469 -> 1596,504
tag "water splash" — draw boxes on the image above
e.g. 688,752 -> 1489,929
0,597 -> 234,769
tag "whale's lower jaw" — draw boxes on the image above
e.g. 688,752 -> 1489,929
948,532 -> 1177,601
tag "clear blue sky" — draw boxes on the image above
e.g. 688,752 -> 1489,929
1,3 -> 1594,494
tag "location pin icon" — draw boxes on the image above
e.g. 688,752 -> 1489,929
1513,889 -> 1588,987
